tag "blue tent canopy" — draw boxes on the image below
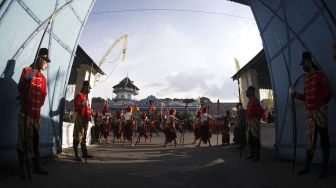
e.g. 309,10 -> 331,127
0,0 -> 95,162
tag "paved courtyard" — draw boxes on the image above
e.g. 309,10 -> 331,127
0,131 -> 335,188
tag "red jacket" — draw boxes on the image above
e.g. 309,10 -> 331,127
74,93 -> 92,122
18,67 -> 47,119
103,103 -> 109,113
246,96 -> 262,119
295,71 -> 331,111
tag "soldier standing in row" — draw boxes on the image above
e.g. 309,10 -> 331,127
73,81 -> 93,161
17,48 -> 51,178
245,86 -> 263,161
290,52 -> 331,178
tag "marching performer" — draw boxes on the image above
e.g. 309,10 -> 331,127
123,106 -> 136,146
147,100 -> 158,140
192,110 -> 201,144
112,111 -> 123,143
136,112 -> 149,144
163,109 -> 179,147
196,107 -> 214,147
99,102 -> 111,144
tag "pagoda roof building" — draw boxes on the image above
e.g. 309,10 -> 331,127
112,77 -> 139,104
113,77 -> 139,91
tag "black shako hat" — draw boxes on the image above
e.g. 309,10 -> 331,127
83,80 -> 92,89
38,48 -> 51,62
300,51 -> 312,65
246,86 -> 255,93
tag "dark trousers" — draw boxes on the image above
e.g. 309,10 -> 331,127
17,127 -> 41,171
73,128 -> 89,157
304,125 -> 330,170
248,131 -> 261,158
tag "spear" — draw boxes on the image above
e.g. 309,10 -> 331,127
217,99 -> 219,147
320,0 -> 336,26
274,32 -> 297,171
235,58 -> 243,157
84,61 -> 94,164
48,67 -> 62,153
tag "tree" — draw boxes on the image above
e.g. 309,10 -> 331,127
200,97 -> 211,106
183,98 -> 195,105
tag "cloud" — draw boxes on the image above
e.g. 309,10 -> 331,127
80,3 -> 262,103
152,68 -> 238,102
158,68 -> 211,92
143,82 -> 163,88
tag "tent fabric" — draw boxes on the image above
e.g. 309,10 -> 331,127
0,0 -> 95,162
249,0 -> 336,161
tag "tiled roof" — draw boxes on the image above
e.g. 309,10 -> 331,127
113,77 -> 139,90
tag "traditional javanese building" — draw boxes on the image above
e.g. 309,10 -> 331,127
111,77 -> 139,109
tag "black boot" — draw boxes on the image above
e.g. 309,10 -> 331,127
32,154 -> 48,175
318,151 -> 329,179
253,139 -> 261,161
246,135 -> 255,159
17,149 -> 26,180
253,147 -> 260,161
246,147 -> 255,159
33,166 -> 49,175
73,141 -> 81,161
297,154 -> 313,175
81,143 -> 93,158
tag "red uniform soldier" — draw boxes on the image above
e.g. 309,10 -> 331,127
291,52 -> 331,178
73,80 -> 93,161
245,86 -> 263,161
17,48 -> 50,178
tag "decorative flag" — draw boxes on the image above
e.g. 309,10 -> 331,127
234,58 -> 244,104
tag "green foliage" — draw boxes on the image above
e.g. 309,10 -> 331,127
92,97 -> 109,103
200,97 -> 211,105
183,98 -> 195,104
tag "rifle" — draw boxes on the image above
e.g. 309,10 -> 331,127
238,109 -> 243,158
179,120 -> 185,147
217,99 -> 219,147
48,67 -> 62,154
216,122 -> 219,147
320,0 -> 336,26
274,32 -> 297,171
84,61 -> 94,164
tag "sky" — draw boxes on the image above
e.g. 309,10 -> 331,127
79,0 -> 263,102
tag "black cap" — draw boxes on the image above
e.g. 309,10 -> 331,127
83,80 -> 92,89
38,48 -> 51,62
246,86 -> 255,92
300,51 -> 312,65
